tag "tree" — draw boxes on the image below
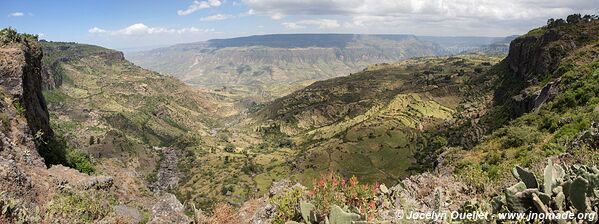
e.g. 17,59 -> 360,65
566,14 -> 582,24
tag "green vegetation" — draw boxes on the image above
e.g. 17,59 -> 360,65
270,187 -> 304,223
12,101 -> 25,116
66,150 -> 95,174
9,13 -> 595,223
0,191 -> 39,224
46,189 -> 116,223
0,27 -> 38,45
127,34 -> 447,100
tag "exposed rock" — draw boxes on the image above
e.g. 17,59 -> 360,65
148,147 -> 182,192
48,165 -> 113,190
0,40 -> 54,211
379,173 -> 474,223
0,40 -> 54,146
114,205 -> 143,224
41,60 -> 63,90
268,179 -> 292,197
148,193 -> 191,224
507,29 -> 572,81
497,20 -> 599,118
511,78 -> 561,117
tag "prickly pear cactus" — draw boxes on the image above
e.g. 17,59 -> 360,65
513,166 -> 538,189
300,200 -> 317,224
329,205 -> 360,224
504,182 -> 529,213
543,159 -> 565,195
495,161 -> 599,215
569,177 -> 589,212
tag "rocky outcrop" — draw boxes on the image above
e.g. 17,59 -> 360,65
148,193 -> 191,224
510,78 -> 561,117
0,39 -> 54,144
1,39 -> 62,222
41,60 -> 63,90
506,29 -> 573,81
148,147 -> 182,191
493,20 -> 599,120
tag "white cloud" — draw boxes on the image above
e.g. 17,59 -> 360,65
242,0 -> 598,19
200,14 -> 235,21
8,12 -> 24,17
270,12 -> 285,20
88,27 -> 107,33
178,0 -> 222,16
283,19 -> 341,29
282,22 -> 306,29
243,0 -> 599,35
88,23 -> 215,36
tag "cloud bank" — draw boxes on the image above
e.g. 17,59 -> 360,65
243,0 -> 599,35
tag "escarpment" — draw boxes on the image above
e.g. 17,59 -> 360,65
40,41 -> 126,90
0,39 -> 54,145
492,19 -> 599,121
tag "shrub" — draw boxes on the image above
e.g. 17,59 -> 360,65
224,144 -> 236,153
0,27 -> 38,45
430,136 -> 448,149
220,185 -> 234,195
270,187 -> 304,224
66,150 -> 95,174
241,160 -> 261,175
37,134 -> 69,167
13,101 -> 25,116
46,189 -> 114,222
276,137 -> 294,148
498,126 -> 542,148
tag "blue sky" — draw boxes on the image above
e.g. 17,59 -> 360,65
2,0 -> 598,50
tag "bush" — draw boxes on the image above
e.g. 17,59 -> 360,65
270,187 -> 304,224
0,27 -> 38,45
224,144 -> 236,153
13,101 -> 25,116
430,136 -> 448,149
498,126 -> 542,148
46,189 -> 114,222
241,160 -> 261,175
66,150 -> 95,174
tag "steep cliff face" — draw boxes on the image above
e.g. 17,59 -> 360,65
40,41 -> 125,90
0,34 -> 60,223
507,29 -> 571,81
0,39 -> 54,144
1,33 -> 192,224
495,19 -> 599,119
